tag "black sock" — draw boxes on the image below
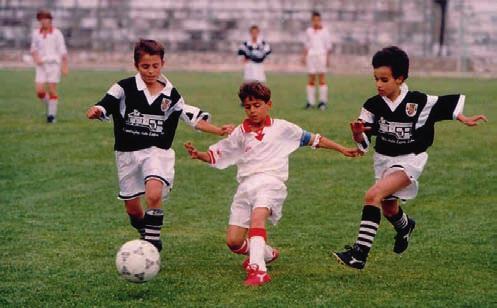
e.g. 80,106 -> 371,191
128,215 -> 145,238
386,206 -> 408,232
355,205 -> 381,256
143,208 -> 163,243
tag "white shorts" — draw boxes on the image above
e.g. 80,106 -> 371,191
306,54 -> 327,74
35,63 -> 61,83
229,174 -> 287,228
374,152 -> 428,200
244,62 -> 266,82
115,147 -> 175,201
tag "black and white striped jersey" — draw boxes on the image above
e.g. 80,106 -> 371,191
95,74 -> 210,152
238,38 -> 271,63
357,84 -> 465,156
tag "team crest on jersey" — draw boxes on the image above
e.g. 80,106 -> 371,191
405,103 -> 418,117
161,98 -> 171,112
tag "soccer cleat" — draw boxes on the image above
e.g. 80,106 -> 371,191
305,102 -> 313,109
47,115 -> 56,123
332,244 -> 367,270
317,102 -> 328,111
242,248 -> 280,270
393,218 -> 416,254
244,264 -> 271,286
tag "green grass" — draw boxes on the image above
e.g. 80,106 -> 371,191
0,69 -> 496,307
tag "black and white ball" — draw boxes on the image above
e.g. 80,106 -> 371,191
116,240 -> 160,283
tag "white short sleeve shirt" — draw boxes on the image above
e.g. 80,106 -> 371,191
208,117 -> 307,182
30,27 -> 67,64
304,27 -> 331,56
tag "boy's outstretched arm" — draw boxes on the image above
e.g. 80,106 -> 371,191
184,142 -> 211,163
194,120 -> 235,136
456,113 -> 487,126
307,133 -> 362,157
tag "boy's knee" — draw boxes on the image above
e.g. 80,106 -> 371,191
145,193 -> 162,208
364,187 -> 383,205
36,91 -> 46,99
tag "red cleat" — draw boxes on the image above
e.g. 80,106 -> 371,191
242,248 -> 280,270
244,264 -> 271,286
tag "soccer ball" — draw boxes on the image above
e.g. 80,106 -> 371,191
115,239 -> 161,283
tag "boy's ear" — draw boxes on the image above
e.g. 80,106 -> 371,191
267,100 -> 272,108
395,76 -> 405,85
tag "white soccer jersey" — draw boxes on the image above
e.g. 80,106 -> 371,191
30,27 -> 67,64
304,27 -> 331,56
207,117 -> 308,182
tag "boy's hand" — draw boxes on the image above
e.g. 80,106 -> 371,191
61,64 -> 69,76
184,142 -> 199,159
350,121 -> 371,142
340,147 -> 363,158
221,124 -> 235,136
457,114 -> 487,126
86,106 -> 102,119
301,55 -> 306,65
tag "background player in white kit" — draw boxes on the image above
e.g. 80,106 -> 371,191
184,81 -> 360,286
30,9 -> 68,123
238,25 -> 272,83
302,11 -> 332,111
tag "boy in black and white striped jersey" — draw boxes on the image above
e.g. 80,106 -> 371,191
238,25 -> 271,83
86,39 -> 234,252
332,46 -> 487,269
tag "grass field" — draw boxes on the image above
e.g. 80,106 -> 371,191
0,69 -> 496,307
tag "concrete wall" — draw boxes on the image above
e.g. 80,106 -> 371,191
0,0 -> 496,72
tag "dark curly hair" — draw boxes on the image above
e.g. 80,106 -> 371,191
372,46 -> 409,80
238,81 -> 271,103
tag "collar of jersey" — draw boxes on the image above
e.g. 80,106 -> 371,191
247,37 -> 263,47
39,26 -> 53,35
241,116 -> 272,133
381,83 -> 409,112
135,73 -> 172,96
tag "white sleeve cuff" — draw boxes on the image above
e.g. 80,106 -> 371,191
356,132 -> 369,152
453,95 -> 465,119
95,105 -> 110,121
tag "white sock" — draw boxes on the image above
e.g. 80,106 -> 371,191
249,236 -> 267,271
42,94 -> 49,107
264,245 -> 274,262
48,98 -> 57,117
319,84 -> 328,103
306,85 -> 316,106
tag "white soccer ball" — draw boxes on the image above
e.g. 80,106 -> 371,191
115,239 -> 161,283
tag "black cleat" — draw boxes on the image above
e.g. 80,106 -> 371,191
394,218 -> 416,254
305,102 -> 313,109
332,244 -> 367,270
47,115 -> 55,123
317,102 -> 328,111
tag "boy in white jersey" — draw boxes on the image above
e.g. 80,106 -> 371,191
184,81 -> 361,286
238,25 -> 271,83
30,9 -> 68,123
302,11 -> 331,111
